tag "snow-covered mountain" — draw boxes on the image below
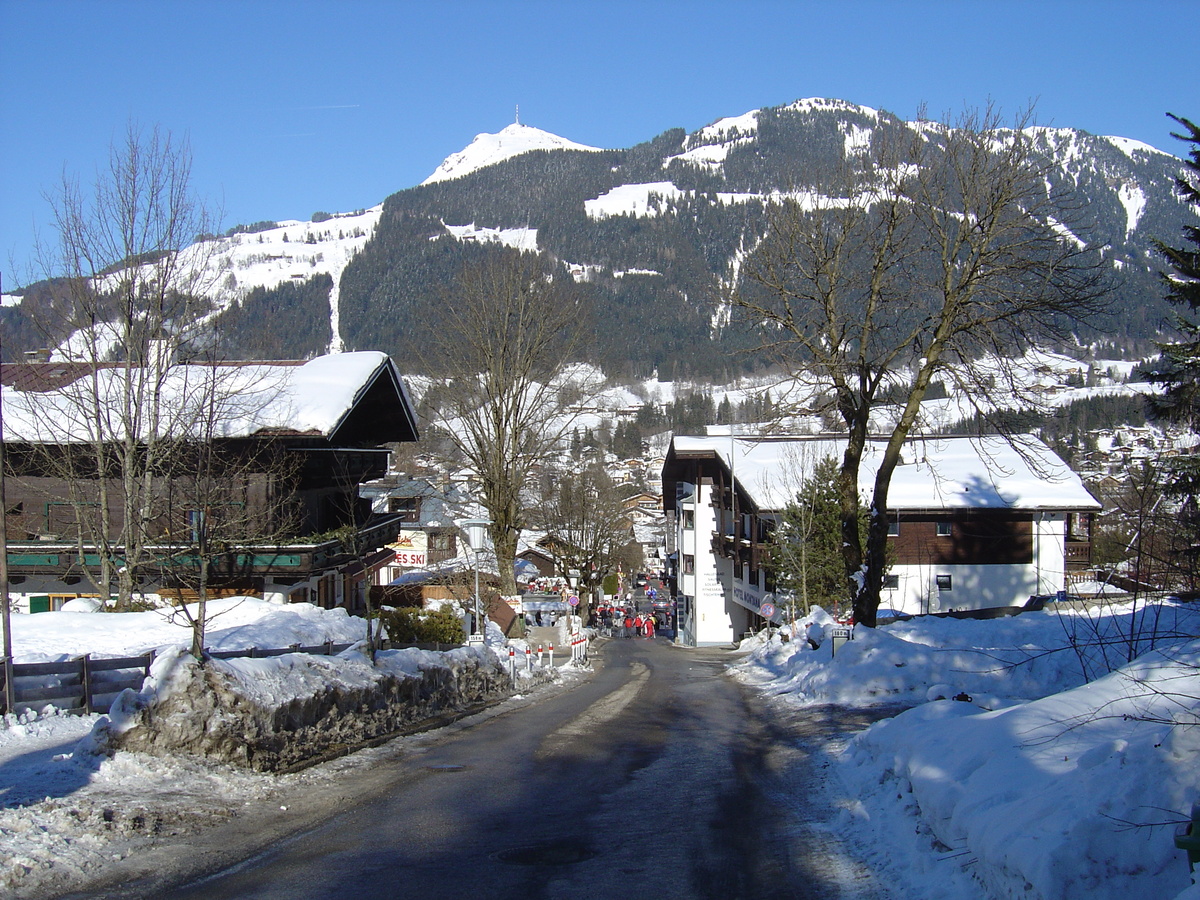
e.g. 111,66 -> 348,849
7,98 -> 1197,376
421,121 -> 603,185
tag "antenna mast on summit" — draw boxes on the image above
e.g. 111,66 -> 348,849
515,104 -> 520,125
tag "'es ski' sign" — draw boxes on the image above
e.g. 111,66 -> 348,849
390,530 -> 428,567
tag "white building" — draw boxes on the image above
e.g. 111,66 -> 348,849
661,434 -> 1101,646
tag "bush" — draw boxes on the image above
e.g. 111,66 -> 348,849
380,607 -> 465,644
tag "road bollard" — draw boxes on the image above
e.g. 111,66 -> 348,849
525,646 -> 531,672
549,643 -> 554,668
509,647 -> 515,680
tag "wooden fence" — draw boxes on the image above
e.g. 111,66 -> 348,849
0,639 -> 464,716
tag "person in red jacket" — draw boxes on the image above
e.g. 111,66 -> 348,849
643,614 -> 656,638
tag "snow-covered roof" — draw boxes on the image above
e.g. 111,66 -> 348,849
2,351 -> 414,444
667,434 -> 1100,513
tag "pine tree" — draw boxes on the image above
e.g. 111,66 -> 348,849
1150,115 -> 1200,424
1147,114 -> 1200,584
769,456 -> 856,615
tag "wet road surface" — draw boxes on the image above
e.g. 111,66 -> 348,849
63,637 -> 898,900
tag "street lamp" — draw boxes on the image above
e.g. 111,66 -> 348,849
456,518 -> 491,643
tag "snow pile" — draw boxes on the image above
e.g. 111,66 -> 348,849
732,601 -> 1200,900
106,643 -> 513,772
6,596 -> 369,663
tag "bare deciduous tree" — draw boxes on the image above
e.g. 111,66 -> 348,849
18,123 -> 226,609
420,250 -> 594,599
153,360 -> 301,658
532,462 -> 635,617
733,104 -> 1112,626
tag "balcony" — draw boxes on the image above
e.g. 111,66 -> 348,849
1065,540 -> 1091,569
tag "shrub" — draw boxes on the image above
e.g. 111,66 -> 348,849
380,607 -> 465,644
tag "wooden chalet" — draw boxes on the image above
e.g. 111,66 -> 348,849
1,352 -> 419,612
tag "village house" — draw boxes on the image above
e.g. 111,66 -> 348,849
1,351 -> 418,613
661,434 -> 1100,646
358,473 -> 470,583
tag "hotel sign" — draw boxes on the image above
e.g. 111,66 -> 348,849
732,585 -> 779,622
390,530 -> 428,568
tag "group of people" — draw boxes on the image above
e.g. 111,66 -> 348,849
593,604 -> 659,638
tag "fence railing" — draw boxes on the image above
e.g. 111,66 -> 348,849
0,639 -> 464,716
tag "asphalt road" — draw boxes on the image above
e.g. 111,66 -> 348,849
63,637 -> 895,900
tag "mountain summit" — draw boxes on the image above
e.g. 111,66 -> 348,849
421,122 -> 603,185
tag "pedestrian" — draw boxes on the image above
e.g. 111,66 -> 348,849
633,613 -> 644,637
623,612 -> 634,638
643,615 -> 655,638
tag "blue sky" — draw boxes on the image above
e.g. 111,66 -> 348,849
2,0 -> 1196,281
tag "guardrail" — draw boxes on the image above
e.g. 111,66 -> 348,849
0,639 -> 464,716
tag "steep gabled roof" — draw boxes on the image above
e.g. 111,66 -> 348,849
1,351 -> 418,446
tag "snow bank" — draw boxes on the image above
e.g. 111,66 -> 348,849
104,643 -> 515,772
840,643 -> 1200,900
732,602 -> 1200,900
7,596 -> 369,663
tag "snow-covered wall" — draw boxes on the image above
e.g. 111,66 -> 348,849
108,645 -> 515,772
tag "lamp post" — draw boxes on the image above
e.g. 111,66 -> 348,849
456,518 -> 491,643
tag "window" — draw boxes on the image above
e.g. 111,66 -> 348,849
429,532 -> 453,552
883,574 -> 899,590
186,509 -> 204,541
936,521 -> 952,537
389,497 -> 420,522
682,509 -> 695,530
683,554 -> 695,575
887,519 -> 900,536
936,574 -> 952,591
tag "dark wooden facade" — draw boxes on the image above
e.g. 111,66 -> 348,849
889,514 -> 1036,566
1,354 -> 420,610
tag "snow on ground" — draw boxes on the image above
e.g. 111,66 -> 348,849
437,222 -> 539,252
6,597 -> 369,664
731,600 -> 1200,900
7,597 -> 1200,897
0,600 -> 584,897
584,182 -> 687,219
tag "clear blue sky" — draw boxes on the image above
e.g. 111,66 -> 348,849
2,0 -> 1196,282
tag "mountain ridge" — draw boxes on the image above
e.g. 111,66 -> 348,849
5,97 -> 1197,378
